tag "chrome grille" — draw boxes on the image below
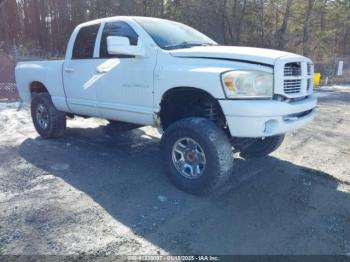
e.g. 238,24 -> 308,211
284,62 -> 301,76
284,79 -> 302,94
276,59 -> 314,98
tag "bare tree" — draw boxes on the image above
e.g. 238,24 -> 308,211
276,0 -> 292,49
303,0 -> 315,56
1,0 -> 350,59
234,0 -> 247,44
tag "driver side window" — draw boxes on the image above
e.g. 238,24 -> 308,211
100,21 -> 139,58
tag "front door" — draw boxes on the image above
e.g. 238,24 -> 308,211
94,21 -> 157,126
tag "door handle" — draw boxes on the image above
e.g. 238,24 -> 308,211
96,67 -> 109,74
64,67 -> 75,73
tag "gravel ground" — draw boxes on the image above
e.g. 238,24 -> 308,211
0,87 -> 349,256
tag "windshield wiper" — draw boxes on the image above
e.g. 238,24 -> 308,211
164,41 -> 216,50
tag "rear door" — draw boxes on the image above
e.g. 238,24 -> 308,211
63,23 -> 102,116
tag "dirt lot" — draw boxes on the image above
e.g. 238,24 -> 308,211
0,87 -> 349,256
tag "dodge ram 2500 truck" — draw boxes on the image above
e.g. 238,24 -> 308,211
15,16 -> 317,195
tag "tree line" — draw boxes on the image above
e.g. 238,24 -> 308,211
0,0 -> 349,61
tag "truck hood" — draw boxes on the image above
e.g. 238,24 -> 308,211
169,46 -> 303,66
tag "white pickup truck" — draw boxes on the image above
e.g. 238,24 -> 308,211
16,16 -> 317,195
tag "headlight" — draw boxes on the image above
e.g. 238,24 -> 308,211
221,70 -> 273,99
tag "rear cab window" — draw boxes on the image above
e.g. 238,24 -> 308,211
72,24 -> 100,59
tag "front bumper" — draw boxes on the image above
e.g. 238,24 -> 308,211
219,94 -> 317,138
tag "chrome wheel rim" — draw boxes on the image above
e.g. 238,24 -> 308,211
36,103 -> 49,129
171,137 -> 206,179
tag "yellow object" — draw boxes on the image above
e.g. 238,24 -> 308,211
314,73 -> 321,87
223,76 -> 236,91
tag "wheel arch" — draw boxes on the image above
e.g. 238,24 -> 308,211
159,86 -> 226,129
29,81 -> 50,99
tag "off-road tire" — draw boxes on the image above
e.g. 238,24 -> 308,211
161,117 -> 233,195
240,134 -> 285,159
31,93 -> 66,138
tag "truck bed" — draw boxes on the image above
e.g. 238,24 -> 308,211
15,60 -> 68,112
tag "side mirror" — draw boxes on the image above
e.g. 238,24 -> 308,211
107,36 -> 144,57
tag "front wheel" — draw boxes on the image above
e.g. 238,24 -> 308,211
161,118 -> 233,195
240,134 -> 285,159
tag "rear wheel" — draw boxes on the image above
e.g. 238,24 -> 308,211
240,134 -> 285,159
31,93 -> 66,138
161,117 -> 233,195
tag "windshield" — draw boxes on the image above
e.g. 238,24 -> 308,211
134,18 -> 217,50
